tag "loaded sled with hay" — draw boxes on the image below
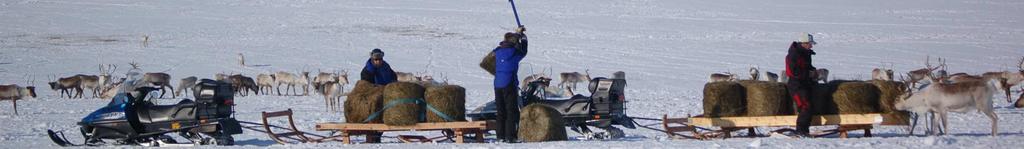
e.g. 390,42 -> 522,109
308,81 -> 496,144
661,80 -> 912,140
467,76 -> 636,140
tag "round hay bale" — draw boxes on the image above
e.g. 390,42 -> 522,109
870,80 -> 907,113
424,85 -> 466,122
703,82 -> 746,117
479,51 -> 496,76
883,111 -> 912,125
810,83 -> 838,115
344,80 -> 384,123
383,82 -> 426,126
518,104 -> 567,142
830,81 -> 881,114
739,80 -> 792,116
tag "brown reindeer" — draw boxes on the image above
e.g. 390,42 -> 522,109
48,75 -> 83,98
229,74 -> 258,96
1015,86 -> 1024,108
0,78 -> 36,115
175,76 -> 197,97
907,56 -> 945,89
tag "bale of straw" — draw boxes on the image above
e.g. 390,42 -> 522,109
424,85 -> 466,122
870,80 -> 907,113
518,104 -> 567,142
479,51 -> 496,76
382,82 -> 426,126
344,80 -> 384,123
703,82 -> 746,117
829,81 -> 881,114
739,80 -> 792,116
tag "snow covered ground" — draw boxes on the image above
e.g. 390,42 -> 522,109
2,0 -> 1024,148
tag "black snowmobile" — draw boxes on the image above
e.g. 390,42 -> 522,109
467,77 -> 636,139
47,79 -> 242,147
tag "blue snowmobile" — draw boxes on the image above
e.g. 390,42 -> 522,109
47,79 -> 242,147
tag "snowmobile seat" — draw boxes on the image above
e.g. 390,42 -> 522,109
534,95 -> 590,115
139,101 -> 196,123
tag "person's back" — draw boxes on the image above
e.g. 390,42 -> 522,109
492,27 -> 528,143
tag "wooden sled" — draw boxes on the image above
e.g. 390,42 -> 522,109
261,109 -> 343,144
662,113 -> 909,139
316,120 -> 496,144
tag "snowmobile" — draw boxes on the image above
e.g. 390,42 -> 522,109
47,79 -> 242,147
467,77 -> 636,139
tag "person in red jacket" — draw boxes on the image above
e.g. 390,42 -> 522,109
786,33 -> 819,137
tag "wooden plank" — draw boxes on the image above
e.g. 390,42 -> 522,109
689,114 -> 890,127
316,121 -> 494,131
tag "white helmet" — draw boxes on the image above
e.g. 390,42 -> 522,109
796,32 -> 817,45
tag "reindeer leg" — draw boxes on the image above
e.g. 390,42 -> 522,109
167,85 -> 175,98
13,99 -> 17,115
276,83 -> 282,96
939,111 -> 948,135
982,106 -> 999,136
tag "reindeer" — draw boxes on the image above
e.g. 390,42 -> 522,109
779,70 -> 789,83
98,64 -> 117,90
77,74 -> 100,98
559,70 -> 591,93
396,71 -> 420,83
521,73 -> 548,90
256,74 -> 275,95
815,68 -> 829,83
337,71 -> 350,90
321,81 -> 345,112
980,57 -> 1024,103
48,75 -> 83,98
749,67 -> 760,81
906,56 -> 946,89
139,72 -> 174,98
0,78 -> 37,115
894,76 -> 1000,136
175,76 -> 197,97
274,71 -> 309,96
1015,86 -> 1024,108
229,74 -> 258,96
708,72 -> 737,83
765,71 -> 779,82
98,78 -> 126,99
312,71 -> 339,94
872,68 -> 895,81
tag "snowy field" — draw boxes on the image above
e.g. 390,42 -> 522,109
2,0 -> 1024,148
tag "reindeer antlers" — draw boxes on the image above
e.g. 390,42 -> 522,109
1017,56 -> 1023,71
129,61 -> 140,69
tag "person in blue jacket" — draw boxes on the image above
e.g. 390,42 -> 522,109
360,48 -> 398,86
357,48 -> 396,143
493,26 -> 527,143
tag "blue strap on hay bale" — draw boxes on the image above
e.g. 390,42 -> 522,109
362,98 -> 456,123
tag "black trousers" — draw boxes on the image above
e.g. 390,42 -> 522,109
494,84 -> 520,142
788,82 -> 815,135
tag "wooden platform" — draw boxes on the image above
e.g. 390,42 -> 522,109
688,113 -> 908,127
315,121 -> 496,144
663,113 -> 910,139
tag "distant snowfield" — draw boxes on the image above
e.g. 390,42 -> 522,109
2,0 -> 1024,148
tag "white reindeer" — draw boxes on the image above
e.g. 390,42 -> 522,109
175,76 -> 197,97
907,56 -> 946,89
749,67 -> 760,81
708,72 -> 737,83
559,70 -> 591,93
97,64 -> 117,90
522,73 -> 548,90
312,71 -> 339,94
322,81 -> 345,112
140,72 -> 174,98
872,68 -> 894,81
256,74 -> 275,95
894,76 -> 1001,136
77,74 -> 101,98
396,71 -> 420,83
274,71 -> 310,96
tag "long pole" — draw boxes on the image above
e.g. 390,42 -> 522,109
509,0 -> 522,27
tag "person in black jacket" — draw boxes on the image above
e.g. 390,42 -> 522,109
785,33 -> 819,137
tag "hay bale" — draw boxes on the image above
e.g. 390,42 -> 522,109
830,81 -> 881,114
424,85 -> 466,122
883,111 -> 912,125
518,104 -> 567,142
383,82 -> 426,126
870,80 -> 907,113
810,83 -> 838,114
703,82 -> 746,117
344,80 -> 384,123
479,51 -> 496,75
739,80 -> 792,116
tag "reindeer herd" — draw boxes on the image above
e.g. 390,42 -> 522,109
707,56 -> 1024,136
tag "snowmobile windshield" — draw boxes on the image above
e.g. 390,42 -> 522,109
109,93 -> 130,107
